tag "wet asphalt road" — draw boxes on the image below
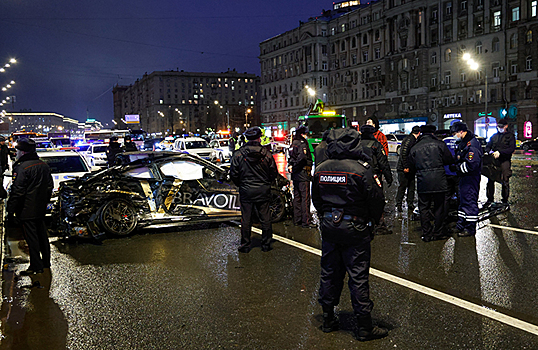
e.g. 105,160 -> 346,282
2,151 -> 538,349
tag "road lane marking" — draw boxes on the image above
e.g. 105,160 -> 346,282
246,225 -> 538,336
488,224 -> 538,236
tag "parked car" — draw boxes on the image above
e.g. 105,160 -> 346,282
84,143 -> 108,167
209,138 -> 232,163
386,134 -> 407,154
141,137 -> 164,151
173,137 -> 212,160
522,137 -> 538,151
49,152 -> 292,240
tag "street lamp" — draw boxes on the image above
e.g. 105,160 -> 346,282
463,53 -> 490,138
245,108 -> 251,128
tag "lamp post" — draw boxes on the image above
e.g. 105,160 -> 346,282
463,53 -> 489,136
245,108 -> 251,129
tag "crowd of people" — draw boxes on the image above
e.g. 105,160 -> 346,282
230,117 -> 515,341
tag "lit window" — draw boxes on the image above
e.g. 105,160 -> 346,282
493,11 -> 501,26
533,1 -> 538,17
512,7 -> 520,21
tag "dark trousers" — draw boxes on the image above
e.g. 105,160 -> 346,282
293,180 -> 311,226
417,192 -> 446,237
240,201 -> 272,247
22,219 -> 50,271
457,175 -> 480,234
486,160 -> 512,203
395,171 -> 415,207
318,240 -> 373,316
444,175 -> 459,223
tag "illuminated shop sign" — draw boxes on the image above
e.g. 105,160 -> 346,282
524,121 -> 533,138
444,113 -> 462,119
125,114 -> 140,124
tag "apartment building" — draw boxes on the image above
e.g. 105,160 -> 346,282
260,0 -> 538,139
113,69 -> 260,135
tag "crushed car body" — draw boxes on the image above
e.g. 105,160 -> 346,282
49,151 -> 292,240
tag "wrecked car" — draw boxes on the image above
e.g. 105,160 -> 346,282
49,151 -> 292,240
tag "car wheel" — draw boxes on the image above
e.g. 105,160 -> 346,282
98,199 -> 138,237
269,190 -> 286,222
396,146 -> 401,155
523,144 -> 530,151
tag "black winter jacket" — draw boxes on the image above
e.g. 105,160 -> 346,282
408,134 -> 454,193
359,133 -> 393,185
485,131 -> 516,162
396,133 -> 418,171
107,142 -> 123,167
7,152 -> 53,220
288,135 -> 313,182
312,128 -> 385,225
0,143 -> 9,173
230,141 -> 278,203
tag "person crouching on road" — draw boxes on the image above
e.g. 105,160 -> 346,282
484,118 -> 516,207
408,125 -> 455,242
230,127 -> 278,253
451,122 -> 483,237
6,138 -> 54,276
312,127 -> 388,342
288,125 -> 315,228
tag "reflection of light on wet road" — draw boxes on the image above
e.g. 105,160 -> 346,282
247,225 -> 538,336
273,153 -> 288,178
476,227 -> 514,309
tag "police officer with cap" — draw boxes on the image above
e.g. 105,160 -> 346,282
230,127 -> 278,252
450,121 -> 483,237
123,135 -> 138,152
288,125 -> 314,228
312,127 -> 388,341
7,138 -> 53,275
484,118 -> 515,207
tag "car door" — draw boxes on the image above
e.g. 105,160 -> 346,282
156,157 -> 240,220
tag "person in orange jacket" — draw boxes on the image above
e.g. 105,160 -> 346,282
365,116 -> 388,156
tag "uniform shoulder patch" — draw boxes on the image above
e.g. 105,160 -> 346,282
467,141 -> 472,147
319,173 -> 347,184
468,152 -> 474,160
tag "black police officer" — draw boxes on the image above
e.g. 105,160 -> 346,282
484,118 -> 516,207
230,127 -> 278,252
312,128 -> 388,342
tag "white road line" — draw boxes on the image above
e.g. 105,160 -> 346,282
488,224 -> 538,236
248,225 -> 538,336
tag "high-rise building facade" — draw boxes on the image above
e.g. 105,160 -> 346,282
260,0 -> 538,139
113,70 -> 260,135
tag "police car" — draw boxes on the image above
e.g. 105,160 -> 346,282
209,138 -> 232,163
84,143 -> 108,167
173,137 -> 212,160
38,150 -> 96,211
386,134 -> 407,154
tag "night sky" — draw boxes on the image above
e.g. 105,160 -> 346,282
0,0 -> 331,125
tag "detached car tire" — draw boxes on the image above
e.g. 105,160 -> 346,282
270,190 -> 286,222
98,199 -> 138,237
522,144 -> 530,151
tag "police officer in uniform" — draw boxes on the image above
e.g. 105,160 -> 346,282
0,136 -> 9,174
451,122 -> 483,237
408,125 -> 455,242
123,135 -> 138,152
7,138 -> 53,275
312,128 -> 388,342
288,125 -> 315,228
230,127 -> 278,252
106,136 -> 123,167
484,118 -> 516,207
